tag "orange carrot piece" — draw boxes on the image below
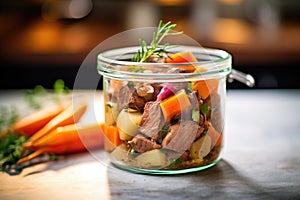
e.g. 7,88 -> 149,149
27,123 -> 103,149
102,124 -> 122,150
194,67 -> 208,73
207,124 -> 222,148
110,80 -> 123,90
166,51 -> 197,63
160,89 -> 191,122
166,51 -> 198,73
17,148 -> 49,165
18,123 -> 104,165
24,102 -> 88,146
192,79 -> 219,100
11,102 -> 69,137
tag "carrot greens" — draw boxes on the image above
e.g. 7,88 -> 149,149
0,132 -> 28,173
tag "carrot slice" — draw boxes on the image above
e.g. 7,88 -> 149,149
160,89 -> 191,122
192,79 -> 219,100
110,80 -> 123,90
23,101 -> 88,146
166,51 -> 197,63
166,51 -> 197,72
11,102 -> 69,137
207,124 -> 222,148
102,124 -> 122,151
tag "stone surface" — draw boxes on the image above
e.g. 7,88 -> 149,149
0,89 -> 300,200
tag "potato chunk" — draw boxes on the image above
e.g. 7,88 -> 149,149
190,135 -> 212,160
116,109 -> 142,140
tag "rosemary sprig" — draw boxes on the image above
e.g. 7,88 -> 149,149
132,20 -> 183,62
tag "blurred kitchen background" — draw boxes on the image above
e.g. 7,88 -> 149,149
0,0 -> 300,89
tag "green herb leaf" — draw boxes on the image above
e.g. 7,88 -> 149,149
127,81 -> 134,88
169,158 -> 182,168
53,79 -> 69,94
201,102 -> 209,116
192,110 -> 200,122
132,20 -> 183,62
160,125 -> 170,139
24,85 -> 47,109
188,82 -> 193,91
0,132 -> 28,172
49,154 -> 58,161
106,103 -> 112,108
0,106 -> 19,134
24,79 -> 69,109
105,103 -> 112,113
128,65 -> 145,73
201,130 -> 207,137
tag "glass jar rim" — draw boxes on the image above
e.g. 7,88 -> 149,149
97,45 -> 232,81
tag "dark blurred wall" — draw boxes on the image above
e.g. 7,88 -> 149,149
0,0 -> 300,89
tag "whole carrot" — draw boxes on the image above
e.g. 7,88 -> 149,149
11,102 -> 70,137
18,123 -> 104,165
23,101 -> 88,147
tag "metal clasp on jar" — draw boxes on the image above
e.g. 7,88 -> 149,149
227,69 -> 255,87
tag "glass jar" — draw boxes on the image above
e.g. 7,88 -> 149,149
97,45 -> 232,174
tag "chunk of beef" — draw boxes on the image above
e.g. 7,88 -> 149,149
206,93 -> 223,133
117,85 -> 146,112
163,120 -> 199,159
194,125 -> 205,141
173,82 -> 189,92
188,91 -> 200,110
195,90 -> 204,108
117,85 -> 135,112
128,91 -> 146,112
129,134 -> 161,153
161,124 -> 180,147
180,150 -> 190,161
146,54 -> 166,63
138,101 -> 166,139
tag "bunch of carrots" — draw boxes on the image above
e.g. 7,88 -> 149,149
10,100 -> 105,165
